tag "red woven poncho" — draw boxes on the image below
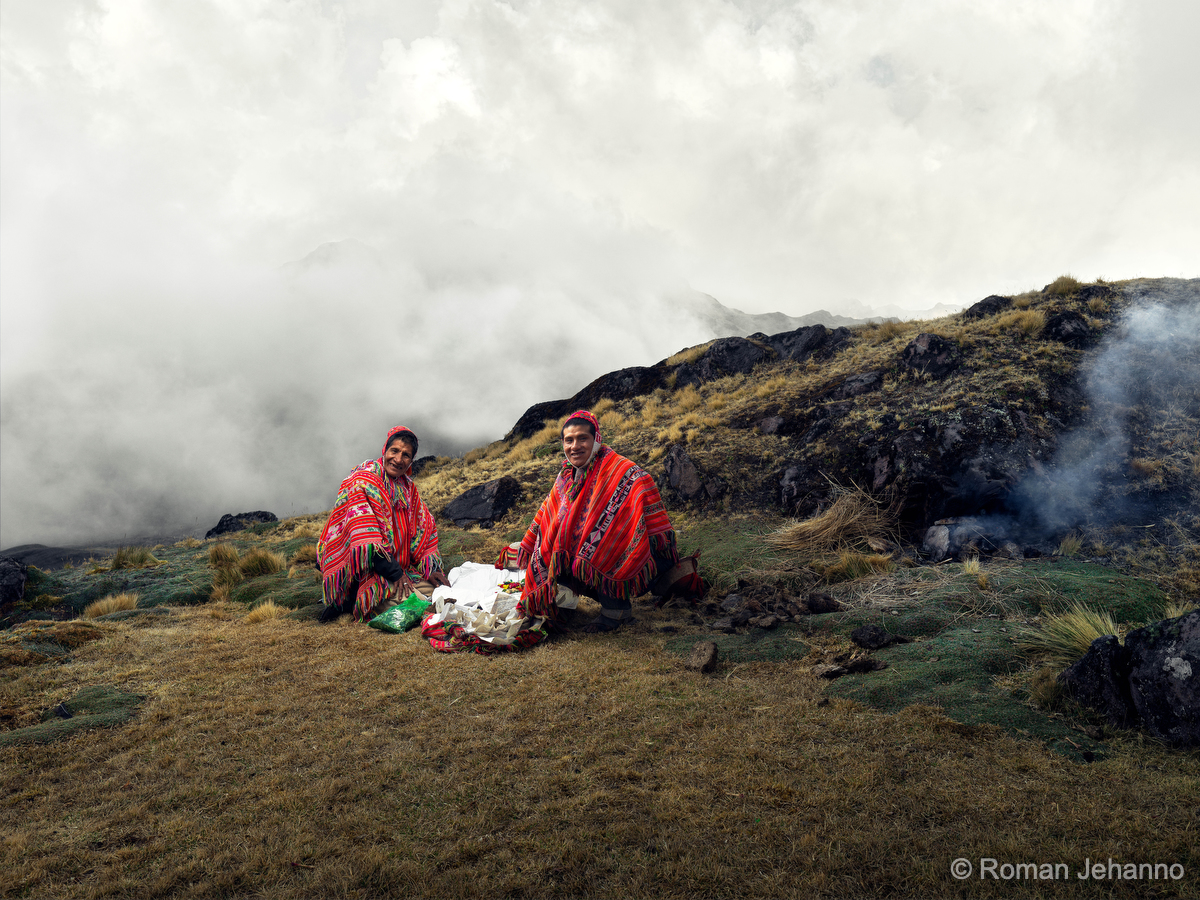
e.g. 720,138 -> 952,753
517,416 -> 678,620
317,427 -> 441,621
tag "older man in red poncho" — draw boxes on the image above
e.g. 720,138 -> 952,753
516,409 -> 703,633
317,426 -> 448,623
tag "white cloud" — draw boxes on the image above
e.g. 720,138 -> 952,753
1,0 -> 1196,546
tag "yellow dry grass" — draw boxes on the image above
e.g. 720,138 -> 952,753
676,384 -> 702,412
3,608 -> 1197,900
289,544 -> 318,567
665,341 -> 714,366
81,593 -> 139,619
1057,533 -> 1083,557
109,546 -> 162,570
237,548 -> 286,578
1017,603 -> 1121,669
996,308 -> 1045,338
768,489 -> 895,554
243,600 -> 287,624
208,542 -> 240,569
1045,274 -> 1082,296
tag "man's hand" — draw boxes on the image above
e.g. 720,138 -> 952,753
429,570 -> 450,588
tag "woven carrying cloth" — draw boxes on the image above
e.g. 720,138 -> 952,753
517,442 -> 679,621
317,427 -> 442,621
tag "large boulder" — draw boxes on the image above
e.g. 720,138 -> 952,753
1125,611 -> 1200,747
674,337 -> 772,387
505,364 -> 670,441
205,511 -> 277,539
1060,611 -> 1199,747
662,445 -> 725,504
1044,310 -> 1093,346
444,476 -> 523,528
1059,635 -> 1137,730
1,556 -> 28,606
899,333 -> 960,378
764,324 -> 840,362
962,294 -> 1013,320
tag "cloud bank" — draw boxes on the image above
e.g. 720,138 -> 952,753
2,0 -> 1197,547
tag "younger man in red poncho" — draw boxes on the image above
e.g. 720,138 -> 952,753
516,409 -> 701,633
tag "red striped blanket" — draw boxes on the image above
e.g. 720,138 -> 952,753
517,444 -> 678,620
317,435 -> 441,621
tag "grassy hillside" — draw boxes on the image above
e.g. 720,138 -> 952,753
3,277 -> 1199,899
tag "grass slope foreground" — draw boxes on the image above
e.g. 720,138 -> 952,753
2,276 -> 1199,899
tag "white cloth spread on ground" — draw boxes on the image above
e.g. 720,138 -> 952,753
426,562 -> 576,645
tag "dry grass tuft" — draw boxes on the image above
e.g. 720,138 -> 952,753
1163,598 -> 1199,619
208,542 -> 240,569
110,546 -> 162,570
212,565 -> 244,593
174,537 -> 202,549
1045,274 -> 1082,296
676,384 -> 702,412
508,421 -> 562,462
1088,294 -> 1110,315
1056,533 -> 1083,557
1129,457 -> 1165,484
666,341 -> 714,366
639,396 -> 664,425
1017,603 -> 1120,668
996,308 -> 1045,338
82,592 -> 139,619
590,397 -> 616,417
822,551 -> 893,582
767,488 -> 894,554
870,320 -> 908,344
238,548 -> 286,578
290,544 -> 318,567
1028,665 -> 1066,709
244,600 -> 287,623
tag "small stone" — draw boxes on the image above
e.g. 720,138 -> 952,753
812,664 -> 849,679
805,593 -> 840,614
687,641 -> 719,674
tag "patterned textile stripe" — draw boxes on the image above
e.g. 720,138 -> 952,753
420,612 -> 548,655
318,457 -> 442,621
517,444 -> 680,620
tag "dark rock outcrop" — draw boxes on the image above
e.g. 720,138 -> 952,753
834,370 -> 882,399
962,295 -> 1012,319
674,337 -> 772,387
1125,612 -> 1200,747
205,511 -> 278,539
1044,310 -> 1093,346
1061,612 -> 1199,747
899,333 -> 960,378
763,324 -> 851,363
444,476 -> 524,528
1,557 -> 27,606
506,364 -> 671,440
662,445 -> 725,503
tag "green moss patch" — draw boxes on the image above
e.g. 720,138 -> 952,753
824,623 -> 1105,761
0,685 -> 143,746
231,570 -> 323,609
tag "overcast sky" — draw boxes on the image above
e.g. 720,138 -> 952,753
2,0 -> 1197,548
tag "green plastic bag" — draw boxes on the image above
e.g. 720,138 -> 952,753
368,592 -> 433,634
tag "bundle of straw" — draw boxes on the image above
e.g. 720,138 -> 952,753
767,489 -> 893,553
